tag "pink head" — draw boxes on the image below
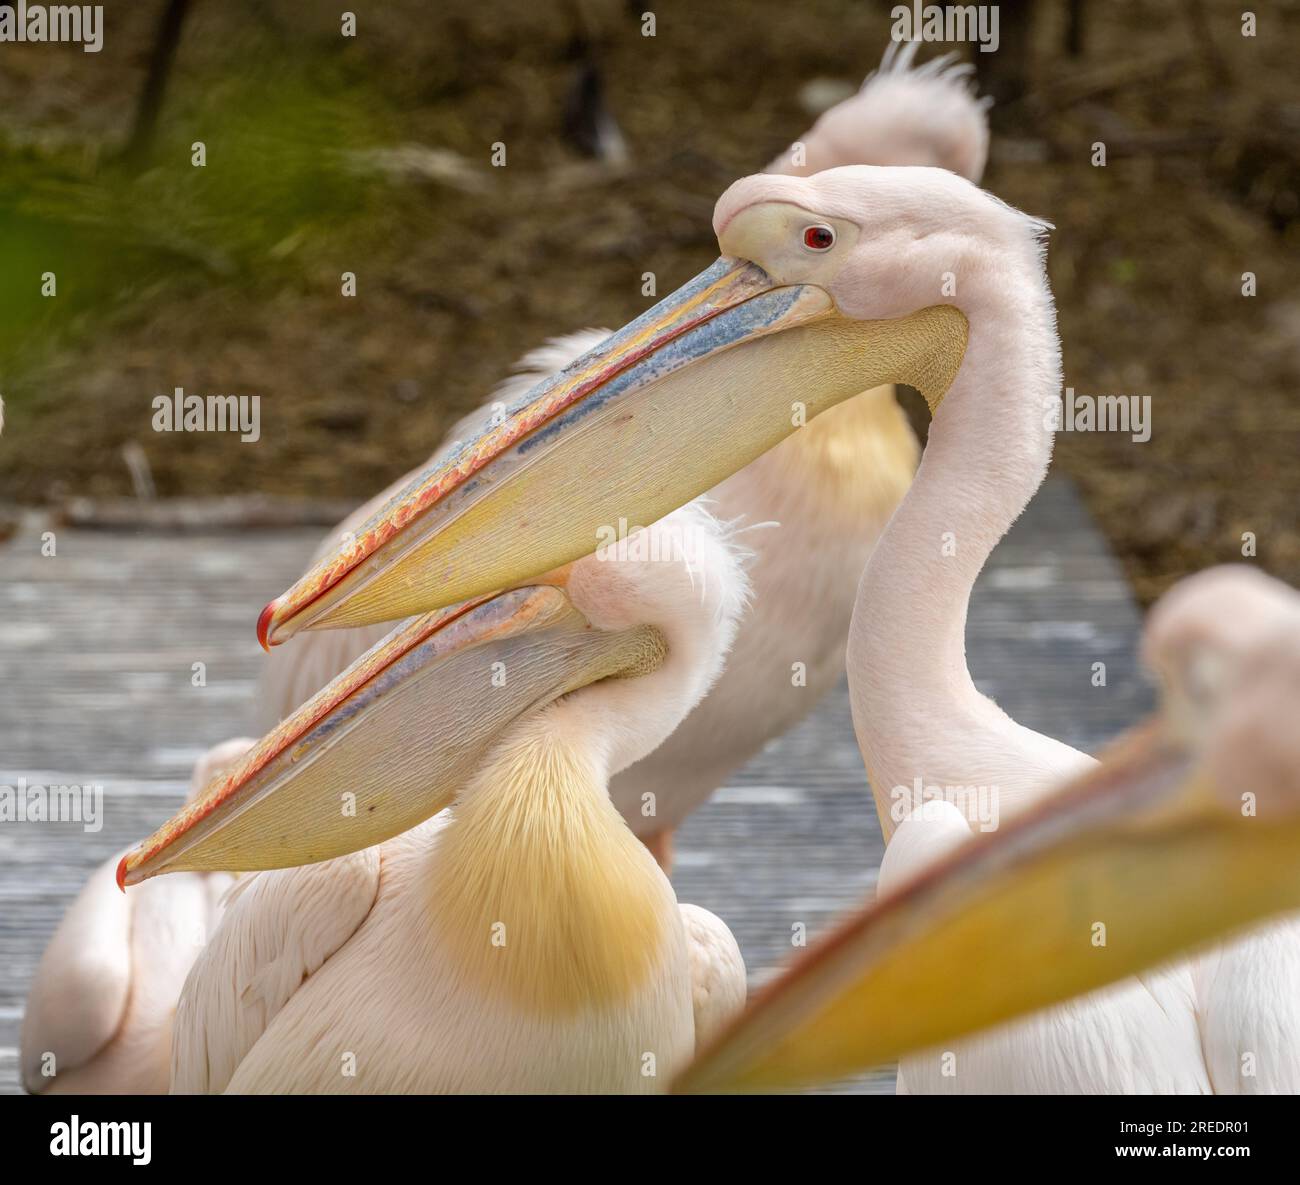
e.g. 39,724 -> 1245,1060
713,165 -> 1048,329
1144,566 -> 1300,815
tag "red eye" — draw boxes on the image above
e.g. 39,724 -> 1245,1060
803,225 -> 835,250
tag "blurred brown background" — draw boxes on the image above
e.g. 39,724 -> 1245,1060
0,0 -> 1297,602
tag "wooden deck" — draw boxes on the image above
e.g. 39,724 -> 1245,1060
0,477 -> 1153,1094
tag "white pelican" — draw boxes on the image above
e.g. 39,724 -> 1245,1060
254,45 -> 990,868
20,738 -> 252,1094
676,566 -> 1300,1092
119,506 -> 748,1092
249,164 -> 1300,1093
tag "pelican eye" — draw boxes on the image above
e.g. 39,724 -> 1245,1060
802,225 -> 835,251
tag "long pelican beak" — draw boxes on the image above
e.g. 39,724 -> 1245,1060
673,719 -> 1300,1092
120,581 -> 665,885
258,251 -> 967,646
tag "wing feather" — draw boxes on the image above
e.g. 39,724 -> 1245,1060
679,902 -> 746,1052
20,854 -> 133,1092
171,847 -> 381,1093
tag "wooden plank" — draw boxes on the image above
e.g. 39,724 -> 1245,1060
0,477 -> 1152,1094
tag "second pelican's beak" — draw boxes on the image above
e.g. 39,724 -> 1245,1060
674,720 -> 1300,1092
120,581 -> 665,885
258,241 -> 967,646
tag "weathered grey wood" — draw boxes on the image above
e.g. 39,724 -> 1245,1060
0,478 -> 1152,1094
56,495 -> 360,531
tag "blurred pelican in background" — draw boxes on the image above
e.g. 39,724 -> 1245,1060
20,739 -> 252,1094
256,44 -> 991,869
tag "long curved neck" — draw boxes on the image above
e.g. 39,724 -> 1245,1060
848,267 -> 1061,831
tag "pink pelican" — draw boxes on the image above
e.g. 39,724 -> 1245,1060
251,164 -> 1300,1092
254,45 -> 990,869
677,566 -> 1300,1092
20,739 -> 252,1093
119,507 -> 748,1092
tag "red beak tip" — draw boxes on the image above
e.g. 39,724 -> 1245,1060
256,601 -> 277,652
115,854 -> 129,893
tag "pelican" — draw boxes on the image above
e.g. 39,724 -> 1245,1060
254,45 -> 990,868
676,566 -> 1300,1092
250,163 -> 1300,1093
119,506 -> 748,1092
20,738 -> 252,1094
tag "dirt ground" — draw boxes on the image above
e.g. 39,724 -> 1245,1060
0,0 -> 1296,603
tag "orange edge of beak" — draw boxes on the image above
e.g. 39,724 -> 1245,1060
257,599 -> 278,651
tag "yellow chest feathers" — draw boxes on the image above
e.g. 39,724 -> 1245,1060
425,720 -> 676,1015
765,384 -> 919,518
